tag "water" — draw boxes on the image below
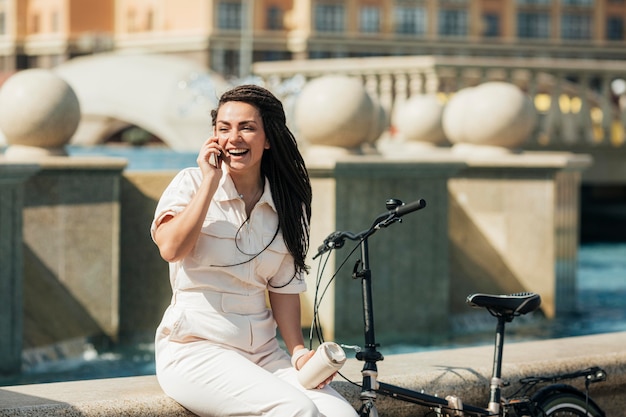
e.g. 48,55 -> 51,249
380,242 -> 626,355
0,341 -> 156,386
67,145 -> 197,171
564,242 -> 626,334
1,243 -> 623,387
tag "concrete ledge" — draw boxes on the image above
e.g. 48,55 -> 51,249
0,376 -> 191,417
336,331 -> 626,417
1,332 -> 625,416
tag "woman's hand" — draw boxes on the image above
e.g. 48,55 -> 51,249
295,351 -> 337,389
197,136 -> 224,179
154,136 -> 223,263
316,371 -> 337,389
270,293 -> 336,389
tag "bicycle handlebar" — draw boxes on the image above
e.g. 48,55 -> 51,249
395,198 -> 427,217
313,198 -> 427,259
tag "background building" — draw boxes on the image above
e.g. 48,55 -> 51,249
0,0 -> 113,73
0,0 -> 625,79
0,0 -> 624,242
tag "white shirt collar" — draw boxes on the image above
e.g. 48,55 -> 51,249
214,167 -> 277,213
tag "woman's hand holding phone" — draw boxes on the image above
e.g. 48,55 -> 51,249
208,152 -> 220,168
198,136 -> 223,179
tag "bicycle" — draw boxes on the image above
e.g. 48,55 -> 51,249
311,198 -> 607,417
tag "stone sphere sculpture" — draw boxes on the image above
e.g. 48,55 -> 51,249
0,69 -> 81,158
392,94 -> 446,145
442,81 -> 537,151
365,97 -> 388,145
294,75 -> 374,150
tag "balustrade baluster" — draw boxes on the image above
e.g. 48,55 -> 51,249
578,73 -> 594,145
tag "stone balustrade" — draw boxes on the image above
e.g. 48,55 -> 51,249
254,55 -> 626,151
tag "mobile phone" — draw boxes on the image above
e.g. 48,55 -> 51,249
209,152 -> 220,168
209,129 -> 221,168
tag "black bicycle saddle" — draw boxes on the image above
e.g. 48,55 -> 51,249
466,292 -> 541,318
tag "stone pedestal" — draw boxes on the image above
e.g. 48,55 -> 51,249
0,163 -> 40,373
21,157 -> 126,348
306,156 -> 466,345
448,152 -> 592,318
119,172 -> 176,342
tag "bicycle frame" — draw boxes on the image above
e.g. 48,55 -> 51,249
314,198 -> 607,417
351,222 -> 493,416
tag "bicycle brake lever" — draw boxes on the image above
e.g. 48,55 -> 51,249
313,231 -> 346,259
375,215 -> 402,229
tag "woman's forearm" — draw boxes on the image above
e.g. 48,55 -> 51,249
154,176 -> 218,262
269,292 -> 305,355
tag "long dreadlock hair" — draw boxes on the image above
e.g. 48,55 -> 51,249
211,84 -> 312,276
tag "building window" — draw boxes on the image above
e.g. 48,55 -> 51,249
309,49 -> 333,59
0,11 -> 5,35
28,55 -> 39,68
562,0 -> 593,5
359,6 -> 380,33
146,9 -> 154,31
394,5 -> 427,35
127,9 -> 136,32
260,50 -> 290,61
315,3 -> 345,32
266,6 -> 283,30
51,10 -> 60,32
222,49 -> 239,78
607,17 -> 624,40
516,0 -> 550,4
561,14 -> 591,40
439,9 -> 468,36
31,13 -> 40,33
218,1 -> 242,30
483,14 -> 500,37
517,12 -> 550,38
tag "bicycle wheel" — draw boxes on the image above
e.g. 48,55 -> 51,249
533,390 -> 604,417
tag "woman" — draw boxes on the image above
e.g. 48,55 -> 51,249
151,85 -> 357,417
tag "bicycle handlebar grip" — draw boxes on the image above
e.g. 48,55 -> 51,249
395,199 -> 426,217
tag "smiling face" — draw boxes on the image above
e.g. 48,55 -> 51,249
215,101 -> 270,176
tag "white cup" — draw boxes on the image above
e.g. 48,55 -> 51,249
297,342 -> 347,389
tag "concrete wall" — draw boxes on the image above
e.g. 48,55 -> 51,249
0,163 -> 39,373
324,158 -> 464,345
2,150 -> 590,360
118,171 -> 176,342
448,152 -> 592,318
21,158 -> 126,348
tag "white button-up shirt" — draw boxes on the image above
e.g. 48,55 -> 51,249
152,167 -> 307,297
152,167 -> 307,352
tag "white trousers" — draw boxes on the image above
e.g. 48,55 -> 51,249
156,337 -> 358,417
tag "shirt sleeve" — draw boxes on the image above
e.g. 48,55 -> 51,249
268,206 -> 310,294
267,235 -> 308,295
150,168 -> 200,242
267,260 -> 307,294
